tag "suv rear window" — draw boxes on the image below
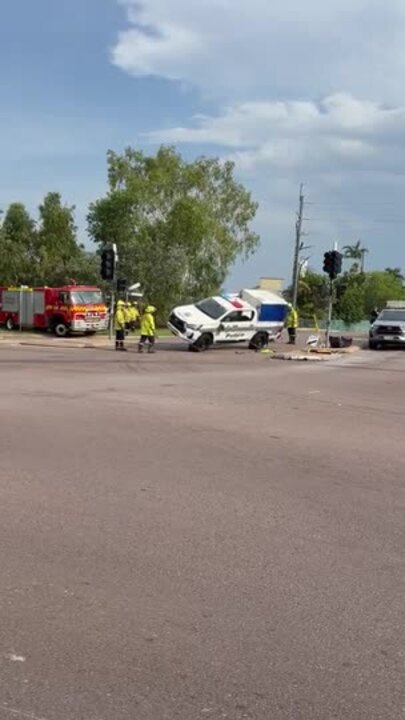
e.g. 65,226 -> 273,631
379,310 -> 405,322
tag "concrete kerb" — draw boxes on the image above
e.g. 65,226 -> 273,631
0,335 -> 112,350
0,334 -> 363,358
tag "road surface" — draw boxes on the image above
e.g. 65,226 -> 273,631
0,344 -> 404,719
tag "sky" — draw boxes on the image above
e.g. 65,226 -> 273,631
1,0 -> 405,287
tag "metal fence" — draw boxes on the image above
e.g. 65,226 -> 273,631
300,319 -> 370,333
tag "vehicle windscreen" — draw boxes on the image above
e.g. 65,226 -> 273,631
70,291 -> 103,305
379,310 -> 405,322
196,298 -> 226,320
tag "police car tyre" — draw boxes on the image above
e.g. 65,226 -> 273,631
369,339 -> 383,350
5,317 -> 15,331
249,331 -> 268,350
194,333 -> 213,351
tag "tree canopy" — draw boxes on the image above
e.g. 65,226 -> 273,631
286,267 -> 405,325
87,146 -> 260,316
0,194 -> 100,288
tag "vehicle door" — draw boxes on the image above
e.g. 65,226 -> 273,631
216,309 -> 255,342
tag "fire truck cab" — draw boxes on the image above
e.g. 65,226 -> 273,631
0,285 -> 108,336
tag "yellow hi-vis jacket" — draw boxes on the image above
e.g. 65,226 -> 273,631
128,306 -> 139,323
286,307 -> 298,328
140,312 -> 156,337
114,306 -> 126,330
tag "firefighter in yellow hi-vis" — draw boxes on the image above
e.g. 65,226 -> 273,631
128,302 -> 140,332
114,300 -> 127,352
285,304 -> 299,345
138,305 -> 157,353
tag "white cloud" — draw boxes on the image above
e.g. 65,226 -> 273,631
111,1 -> 405,282
113,0 -> 405,101
144,93 -> 405,283
147,94 -> 405,175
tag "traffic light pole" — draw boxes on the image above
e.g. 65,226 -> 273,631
322,245 -> 342,347
109,288 -> 115,341
325,278 -> 334,348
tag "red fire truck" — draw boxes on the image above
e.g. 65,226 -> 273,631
0,285 -> 108,336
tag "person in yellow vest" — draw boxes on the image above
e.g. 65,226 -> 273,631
114,300 -> 127,352
285,304 -> 299,345
124,302 -> 132,333
138,305 -> 157,353
129,302 -> 140,332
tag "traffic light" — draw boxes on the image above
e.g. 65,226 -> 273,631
116,278 -> 127,293
100,248 -> 115,281
323,250 -> 342,280
323,251 -> 333,276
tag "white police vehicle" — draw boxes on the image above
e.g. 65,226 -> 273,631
168,289 -> 289,351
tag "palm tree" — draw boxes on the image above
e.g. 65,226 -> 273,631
385,267 -> 404,282
342,240 -> 369,273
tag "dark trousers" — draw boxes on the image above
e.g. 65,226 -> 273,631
115,329 -> 125,350
138,335 -> 155,352
288,327 -> 296,345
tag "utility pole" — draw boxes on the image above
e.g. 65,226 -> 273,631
291,184 -> 305,309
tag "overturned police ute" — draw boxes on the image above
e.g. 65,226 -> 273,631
168,289 -> 289,351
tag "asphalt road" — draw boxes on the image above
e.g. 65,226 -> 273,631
0,344 -> 404,720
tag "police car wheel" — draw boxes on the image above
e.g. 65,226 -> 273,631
249,332 -> 268,350
194,333 -> 213,351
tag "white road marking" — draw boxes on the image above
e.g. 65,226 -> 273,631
1,707 -> 48,720
7,654 -> 26,663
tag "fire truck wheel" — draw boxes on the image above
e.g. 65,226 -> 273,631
5,317 -> 16,331
53,322 -> 69,337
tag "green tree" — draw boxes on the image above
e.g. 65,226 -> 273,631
0,203 -> 36,285
385,267 -> 404,282
87,146 -> 260,317
67,250 -> 104,287
0,194 -> 101,289
35,192 -> 81,285
342,240 -> 368,273
284,270 -> 329,320
335,276 -> 366,325
363,271 -> 405,314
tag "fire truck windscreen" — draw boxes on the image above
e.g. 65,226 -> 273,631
70,291 -> 103,305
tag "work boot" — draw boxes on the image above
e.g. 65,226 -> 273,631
147,347 -> 155,354
138,344 -> 143,354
